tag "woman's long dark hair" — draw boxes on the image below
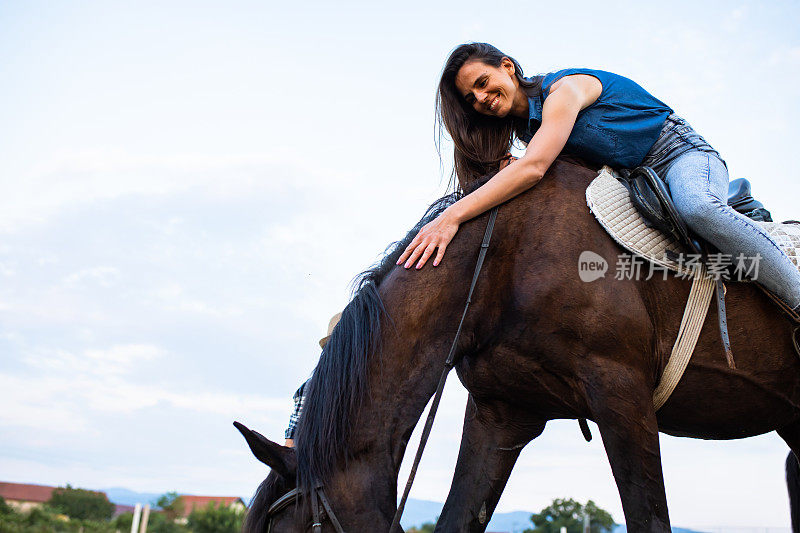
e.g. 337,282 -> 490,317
436,42 -> 543,190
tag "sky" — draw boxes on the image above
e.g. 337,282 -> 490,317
1,0 -> 799,529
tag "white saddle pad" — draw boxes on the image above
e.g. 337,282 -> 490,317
586,166 -> 800,276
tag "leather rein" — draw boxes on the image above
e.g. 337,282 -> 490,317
265,206 -> 500,533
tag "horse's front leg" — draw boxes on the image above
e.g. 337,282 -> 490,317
588,364 -> 671,532
435,395 -> 545,533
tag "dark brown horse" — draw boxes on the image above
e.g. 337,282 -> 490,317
237,157 -> 800,532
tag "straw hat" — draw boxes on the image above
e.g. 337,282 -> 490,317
319,312 -> 342,348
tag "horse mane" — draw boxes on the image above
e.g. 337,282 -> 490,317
243,471 -> 286,533
293,191 -> 462,494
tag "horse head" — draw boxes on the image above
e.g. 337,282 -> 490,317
234,422 -> 301,533
235,415 -> 399,532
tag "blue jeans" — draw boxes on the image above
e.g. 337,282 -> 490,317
641,114 -> 800,310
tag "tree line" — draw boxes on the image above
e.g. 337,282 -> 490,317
0,486 -> 243,533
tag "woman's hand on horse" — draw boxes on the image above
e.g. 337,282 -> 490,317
397,208 -> 460,269
397,156 -> 517,270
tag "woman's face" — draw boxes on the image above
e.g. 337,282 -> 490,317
455,58 -> 518,118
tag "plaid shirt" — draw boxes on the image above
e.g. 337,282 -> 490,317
285,379 -> 309,439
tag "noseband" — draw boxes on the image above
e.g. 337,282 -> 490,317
266,485 -> 345,533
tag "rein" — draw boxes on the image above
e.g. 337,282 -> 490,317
389,205 -> 499,532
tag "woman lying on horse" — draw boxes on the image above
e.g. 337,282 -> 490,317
398,42 -> 800,316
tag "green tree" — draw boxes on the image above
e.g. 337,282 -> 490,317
407,522 -> 436,533
111,511 -> 133,532
145,511 -> 189,533
46,485 -> 115,521
523,498 -> 614,533
0,497 -> 24,533
187,502 -> 244,533
147,494 -> 190,533
0,497 -> 13,516
154,492 -> 184,522
0,503 -> 122,533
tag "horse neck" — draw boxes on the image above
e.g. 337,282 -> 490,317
348,264 -> 480,486
292,272 -> 471,530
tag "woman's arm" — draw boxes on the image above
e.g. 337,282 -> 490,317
398,75 -> 600,269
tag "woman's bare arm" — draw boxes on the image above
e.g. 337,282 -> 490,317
398,75 -> 600,269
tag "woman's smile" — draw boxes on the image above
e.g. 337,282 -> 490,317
455,59 -> 527,119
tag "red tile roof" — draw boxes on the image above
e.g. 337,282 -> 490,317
177,495 -> 245,517
0,482 -> 56,503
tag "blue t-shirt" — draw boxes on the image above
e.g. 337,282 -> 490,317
521,68 -> 673,168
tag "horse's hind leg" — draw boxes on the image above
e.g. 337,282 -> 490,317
435,395 -> 545,533
777,421 -> 800,532
588,368 -> 671,532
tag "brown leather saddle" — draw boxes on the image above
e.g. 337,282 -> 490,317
619,167 -> 773,252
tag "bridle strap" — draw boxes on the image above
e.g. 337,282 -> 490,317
309,487 -> 323,533
267,488 -> 299,515
389,206 -> 499,532
317,486 -> 345,533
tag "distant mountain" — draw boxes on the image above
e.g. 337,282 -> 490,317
398,498 -> 444,529
399,499 -> 532,532
102,487 -> 167,507
101,487 -> 708,533
483,509 -> 536,532
613,527 -> 707,533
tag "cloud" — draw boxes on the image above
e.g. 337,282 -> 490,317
769,45 -> 800,66
723,6 -> 748,32
1,343 -> 289,438
0,148 -> 360,234
62,266 -> 121,289
24,344 -> 163,377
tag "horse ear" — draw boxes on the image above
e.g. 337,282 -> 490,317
233,421 -> 297,479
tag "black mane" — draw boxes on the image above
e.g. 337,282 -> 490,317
243,472 -> 286,533
293,192 -> 460,494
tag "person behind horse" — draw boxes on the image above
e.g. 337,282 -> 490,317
284,312 -> 342,448
397,42 -> 800,316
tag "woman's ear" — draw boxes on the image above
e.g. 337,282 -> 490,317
502,57 -> 515,76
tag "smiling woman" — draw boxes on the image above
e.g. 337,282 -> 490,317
397,41 -> 800,316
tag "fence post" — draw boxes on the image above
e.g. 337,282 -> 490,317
139,504 -> 150,533
130,503 -> 142,533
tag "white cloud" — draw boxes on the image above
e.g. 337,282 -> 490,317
144,284 -> 245,318
0,148 -> 360,234
24,344 -> 164,378
723,6 -> 748,32
62,266 -> 120,288
2,343 -> 288,438
769,45 -> 800,66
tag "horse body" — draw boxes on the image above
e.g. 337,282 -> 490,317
440,159 -> 800,530
241,158 -> 800,532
